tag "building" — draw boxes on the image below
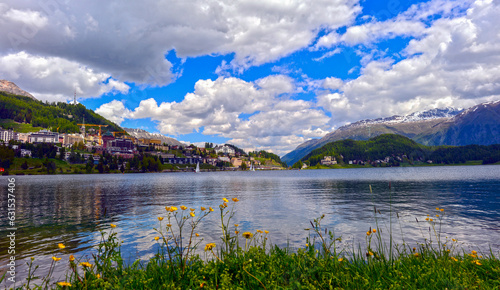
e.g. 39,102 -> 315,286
320,156 -> 337,166
214,145 -> 235,155
17,133 -> 29,143
101,131 -> 115,148
20,149 -> 32,157
218,156 -> 231,163
0,129 -> 18,142
28,130 -> 59,143
60,133 -> 85,146
105,138 -> 135,154
139,138 -> 162,145
231,157 -> 243,168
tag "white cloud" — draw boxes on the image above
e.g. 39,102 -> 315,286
0,0 -> 361,94
96,75 -> 330,155
95,100 -> 132,124
317,0 -> 500,125
0,51 -> 129,102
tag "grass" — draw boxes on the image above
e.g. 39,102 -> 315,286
0,119 -> 44,133
3,198 -> 499,289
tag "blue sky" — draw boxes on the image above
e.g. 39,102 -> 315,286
1,0 -> 499,155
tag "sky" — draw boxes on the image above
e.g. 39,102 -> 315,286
1,0 -> 500,156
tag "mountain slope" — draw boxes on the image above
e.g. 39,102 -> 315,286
0,91 -> 122,133
283,101 -> 500,165
0,80 -> 36,100
123,128 -> 183,146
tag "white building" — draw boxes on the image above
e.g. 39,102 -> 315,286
214,145 -> 235,155
28,130 -> 59,143
0,129 -> 18,142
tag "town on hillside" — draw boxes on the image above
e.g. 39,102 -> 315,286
0,126 -> 286,175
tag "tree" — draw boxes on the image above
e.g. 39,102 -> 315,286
241,162 -> 247,170
21,160 -> 28,170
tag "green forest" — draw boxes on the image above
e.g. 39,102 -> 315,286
295,134 -> 500,168
0,92 -> 122,133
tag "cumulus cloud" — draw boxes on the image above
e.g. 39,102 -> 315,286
96,75 -> 330,155
0,0 -> 361,100
318,0 -> 500,124
0,51 -> 129,102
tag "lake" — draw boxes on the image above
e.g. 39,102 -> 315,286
1,165 -> 500,287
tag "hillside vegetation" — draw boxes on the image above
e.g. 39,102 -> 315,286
295,134 -> 500,168
0,92 -> 122,133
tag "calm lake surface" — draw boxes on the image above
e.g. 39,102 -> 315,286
1,165 -> 500,286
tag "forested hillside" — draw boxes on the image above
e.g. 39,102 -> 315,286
0,92 -> 122,133
296,134 -> 500,167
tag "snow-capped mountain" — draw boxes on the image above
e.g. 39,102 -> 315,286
282,102 -> 500,165
347,107 -> 463,129
123,128 -> 183,146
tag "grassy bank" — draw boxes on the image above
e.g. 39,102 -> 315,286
4,199 -> 499,289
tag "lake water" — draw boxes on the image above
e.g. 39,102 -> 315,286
1,165 -> 500,287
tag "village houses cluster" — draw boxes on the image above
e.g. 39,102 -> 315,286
0,128 -> 270,169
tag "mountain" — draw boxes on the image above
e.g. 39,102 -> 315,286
123,128 -> 183,146
0,80 -> 36,100
297,134 -> 500,167
282,101 -> 500,166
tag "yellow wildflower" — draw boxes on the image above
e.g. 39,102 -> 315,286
473,260 -> 482,265
242,232 -> 253,239
436,215 -> 439,217
440,208 -> 444,212
158,217 -> 164,221
201,206 -> 206,211
52,256 -> 61,261
222,198 -> 229,203
204,243 -> 216,251
190,208 -> 195,211
110,224 -> 116,228
235,231 -> 239,234
165,206 -> 170,211
414,253 -> 420,257
234,224 -> 239,227
96,274 -> 101,279
306,243 -> 309,247
80,262 -> 92,268
338,258 -> 343,262
366,231 -> 371,236
257,230 -> 263,233
190,212 -> 195,217
472,250 -> 477,255
368,251 -> 374,256
209,207 -> 214,212
167,224 -> 172,228
425,218 -> 429,221
195,233 -> 200,237
57,243 -> 65,249
69,255 -> 75,262
154,237 -> 159,241
430,219 -> 433,222
436,207 -> 440,211
451,257 -> 458,262
232,197 -> 239,202
412,247 -> 416,252
171,206 -> 178,211
180,205 -> 187,210
57,282 -> 72,287
264,230 -> 269,234
452,239 -> 457,242
372,229 -> 377,233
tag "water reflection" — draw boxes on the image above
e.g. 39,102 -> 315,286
1,165 -> 499,287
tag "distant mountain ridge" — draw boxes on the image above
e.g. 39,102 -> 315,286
282,101 -> 500,165
123,128 -> 183,146
0,80 -> 36,100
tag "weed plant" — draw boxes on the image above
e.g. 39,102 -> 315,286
2,197 -> 500,289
